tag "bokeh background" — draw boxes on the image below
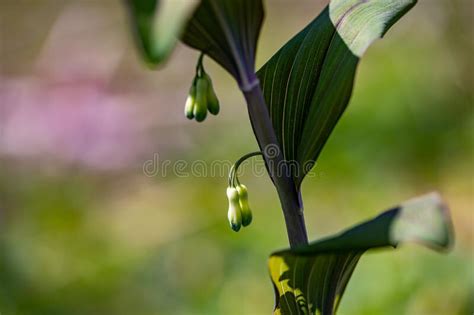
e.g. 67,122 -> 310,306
0,1 -> 472,314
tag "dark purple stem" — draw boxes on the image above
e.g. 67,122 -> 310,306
243,83 -> 308,248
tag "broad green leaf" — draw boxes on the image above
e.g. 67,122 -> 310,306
181,0 -> 264,90
269,192 -> 454,315
257,0 -> 417,187
126,0 -> 199,65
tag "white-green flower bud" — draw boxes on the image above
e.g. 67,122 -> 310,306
203,73 -> 220,115
236,184 -> 252,226
194,77 -> 208,122
184,84 -> 196,120
227,187 -> 242,232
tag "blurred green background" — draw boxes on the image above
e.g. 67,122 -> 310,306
0,1 -> 472,314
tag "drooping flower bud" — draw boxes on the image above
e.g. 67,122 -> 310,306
184,83 -> 196,120
203,73 -> 220,115
193,77 -> 208,122
236,184 -> 252,226
226,187 -> 242,232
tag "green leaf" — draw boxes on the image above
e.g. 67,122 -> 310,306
181,0 -> 264,90
257,0 -> 417,187
269,192 -> 454,315
126,0 -> 199,66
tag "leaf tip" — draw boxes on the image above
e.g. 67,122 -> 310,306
392,191 -> 455,251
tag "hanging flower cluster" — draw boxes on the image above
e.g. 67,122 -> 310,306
226,152 -> 263,231
184,54 -> 220,122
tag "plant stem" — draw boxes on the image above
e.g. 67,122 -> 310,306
243,83 -> 308,248
229,151 -> 262,187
